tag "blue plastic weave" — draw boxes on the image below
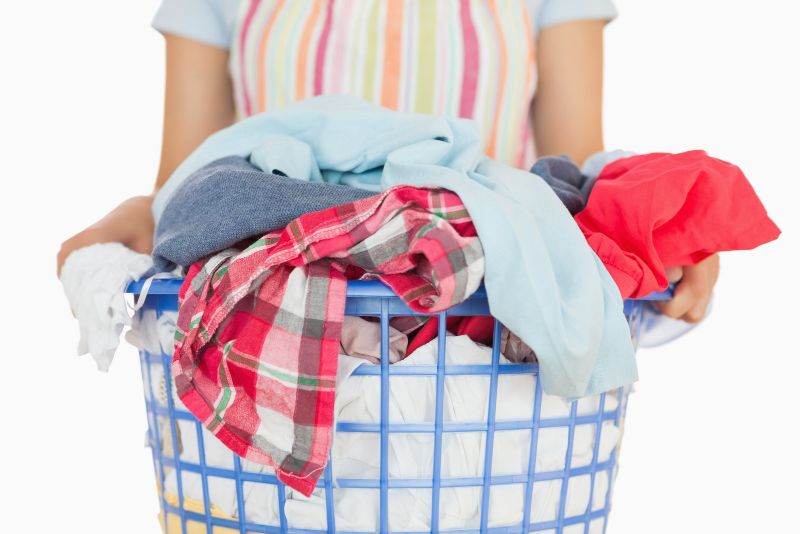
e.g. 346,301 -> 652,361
128,279 -> 667,534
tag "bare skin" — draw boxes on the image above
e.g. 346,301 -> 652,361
56,23 -> 718,320
660,255 -> 721,323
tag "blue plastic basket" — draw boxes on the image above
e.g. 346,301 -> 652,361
128,279 -> 667,534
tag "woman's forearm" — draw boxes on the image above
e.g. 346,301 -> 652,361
531,20 -> 606,166
155,34 -> 236,192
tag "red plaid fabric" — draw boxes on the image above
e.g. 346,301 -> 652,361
172,186 -> 483,496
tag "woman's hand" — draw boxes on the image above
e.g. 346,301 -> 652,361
657,254 -> 720,323
57,195 -> 155,276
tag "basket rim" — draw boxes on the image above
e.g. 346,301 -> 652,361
126,278 -> 673,301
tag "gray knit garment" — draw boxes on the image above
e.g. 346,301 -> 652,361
152,156 -> 374,271
530,155 -> 595,216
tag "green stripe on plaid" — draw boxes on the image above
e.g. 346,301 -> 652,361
212,265 -> 229,280
227,351 -> 337,388
172,186 -> 483,497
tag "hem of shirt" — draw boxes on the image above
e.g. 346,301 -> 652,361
537,8 -> 618,36
152,23 -> 231,51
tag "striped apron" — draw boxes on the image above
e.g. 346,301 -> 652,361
229,0 -> 538,168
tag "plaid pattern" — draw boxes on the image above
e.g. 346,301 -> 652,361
173,186 -> 483,496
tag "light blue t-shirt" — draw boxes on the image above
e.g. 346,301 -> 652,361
153,0 -> 617,49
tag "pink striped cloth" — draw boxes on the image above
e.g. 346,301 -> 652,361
230,0 -> 538,168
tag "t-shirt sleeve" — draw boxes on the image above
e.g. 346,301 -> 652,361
531,0 -> 618,36
152,0 -> 234,49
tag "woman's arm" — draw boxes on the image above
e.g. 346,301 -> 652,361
532,20 -> 605,165
532,20 -> 719,321
57,35 -> 235,274
155,34 -> 235,189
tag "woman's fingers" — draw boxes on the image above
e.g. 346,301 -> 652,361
665,266 -> 684,283
658,274 -> 701,319
683,291 -> 713,323
657,254 -> 720,322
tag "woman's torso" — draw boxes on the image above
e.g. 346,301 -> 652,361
229,0 -> 538,168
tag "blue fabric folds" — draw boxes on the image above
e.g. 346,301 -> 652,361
152,156 -> 373,271
531,155 -> 595,215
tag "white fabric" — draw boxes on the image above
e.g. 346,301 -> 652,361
125,308 -> 177,359
60,243 -> 154,371
304,335 -> 620,531
131,308 -> 623,530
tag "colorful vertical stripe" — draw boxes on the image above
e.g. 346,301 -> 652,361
458,0 -> 480,120
231,0 -> 537,169
234,0 -> 263,117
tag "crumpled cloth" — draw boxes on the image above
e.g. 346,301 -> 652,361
60,243 -> 154,371
174,186 -> 484,496
576,150 -> 781,299
154,94 -> 636,400
126,307 -> 178,358
340,316 -> 408,364
152,156 -> 373,271
531,155 -> 595,215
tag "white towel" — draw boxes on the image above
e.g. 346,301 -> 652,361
61,243 -> 153,371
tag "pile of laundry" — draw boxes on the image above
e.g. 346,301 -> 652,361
61,95 -> 780,503
133,312 -> 622,531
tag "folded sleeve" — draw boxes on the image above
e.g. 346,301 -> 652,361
532,0 -> 618,35
152,0 -> 235,49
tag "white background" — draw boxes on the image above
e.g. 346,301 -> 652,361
1,1 -> 798,533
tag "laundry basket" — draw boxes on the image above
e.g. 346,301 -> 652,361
127,279 -> 668,534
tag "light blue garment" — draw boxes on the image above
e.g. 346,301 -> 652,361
580,149 -> 636,180
152,95 -> 472,215
152,95 -> 635,399
250,136 -> 323,183
152,0 -> 617,49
